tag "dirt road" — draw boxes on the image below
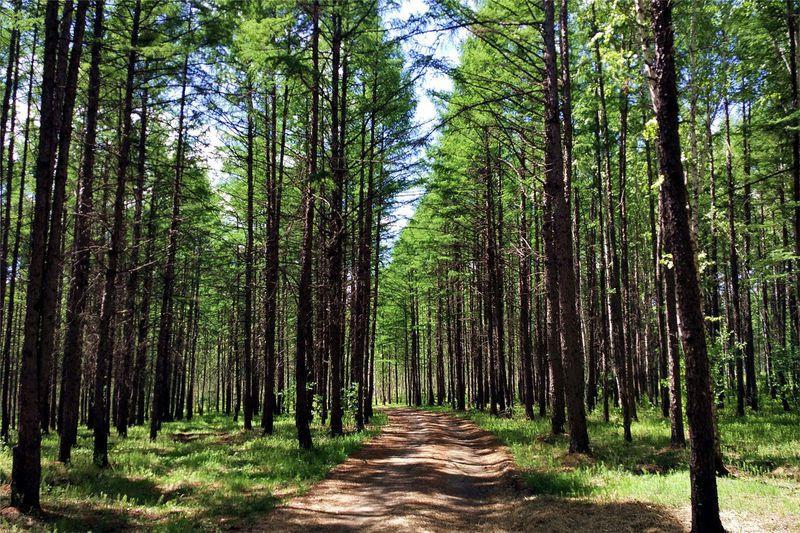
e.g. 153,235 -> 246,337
259,408 -> 691,532
259,408 -> 516,531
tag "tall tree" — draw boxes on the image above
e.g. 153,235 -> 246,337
58,0 -> 105,463
93,0 -> 141,465
645,0 -> 723,528
11,0 -> 71,510
543,0 -> 590,454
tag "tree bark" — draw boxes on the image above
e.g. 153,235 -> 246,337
58,0 -> 104,461
788,0 -> 800,362
93,0 -> 140,465
543,0 -> 590,453
327,2 -> 346,436
519,183 -> 535,419
151,50 -> 189,440
647,0 -> 723,528
592,2 -> 632,441
11,0 -> 69,510
1,19 -> 31,444
243,83 -> 255,430
263,83 -> 287,434
294,0 -> 320,450
723,97 -> 745,417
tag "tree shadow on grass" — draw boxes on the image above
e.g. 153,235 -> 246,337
0,498 -> 140,532
484,416 -> 690,477
521,469 -> 596,497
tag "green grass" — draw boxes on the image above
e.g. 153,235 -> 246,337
425,399 -> 800,519
0,412 -> 386,531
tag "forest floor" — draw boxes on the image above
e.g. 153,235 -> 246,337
0,403 -> 797,531
0,412 -> 385,530
430,401 -> 800,532
264,405 -> 799,532
260,407 -> 518,531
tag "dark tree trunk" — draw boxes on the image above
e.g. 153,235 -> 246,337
12,0 -> 69,511
647,0 -> 723,528
131,87 -> 154,427
58,1 -> 104,462
453,272 -> 465,410
543,0 -> 590,453
351,72 -> 378,428
294,0 -> 320,450
740,102 -> 757,410
93,0 -> 140,465
366,203 -> 382,419
0,4 -> 22,362
723,97 -> 745,417
40,0 -> 89,435
436,280 -> 445,405
263,84 -> 287,434
327,3 -> 345,437
1,24 -> 34,443
243,84 -> 255,430
592,3 -> 632,442
186,263 -> 200,419
788,0 -> 800,361
519,184 -> 535,420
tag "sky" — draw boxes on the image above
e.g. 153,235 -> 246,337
385,0 -> 464,239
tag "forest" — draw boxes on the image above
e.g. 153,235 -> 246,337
0,0 -> 798,531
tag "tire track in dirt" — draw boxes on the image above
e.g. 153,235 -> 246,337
257,408 -> 517,532
256,408 -> 701,532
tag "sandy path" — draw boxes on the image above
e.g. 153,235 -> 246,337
258,408 -> 517,532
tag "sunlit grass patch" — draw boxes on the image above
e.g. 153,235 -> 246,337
0,411 -> 386,530
426,398 -> 800,521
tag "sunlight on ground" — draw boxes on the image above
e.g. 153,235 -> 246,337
424,400 -> 800,530
0,413 -> 386,530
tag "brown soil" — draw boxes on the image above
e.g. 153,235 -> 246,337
256,408 -> 700,532
257,408 -> 516,531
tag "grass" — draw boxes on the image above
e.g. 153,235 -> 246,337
0,411 -> 386,531
1,400 -> 795,530
424,398 -> 800,520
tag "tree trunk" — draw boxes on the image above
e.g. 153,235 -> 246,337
740,102 -> 757,410
93,0 -> 140,465
788,0 -> 800,362
243,84 -> 255,430
327,3 -> 346,436
263,83 -> 287,434
0,4 -> 22,367
592,3 -> 632,441
647,0 -> 723,528
543,0 -> 590,453
519,184 -> 535,420
58,1 -> 103,461
723,97 -> 745,417
294,0 -> 320,450
11,0 -> 69,511
151,50 -> 189,440
131,87 -> 154,427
